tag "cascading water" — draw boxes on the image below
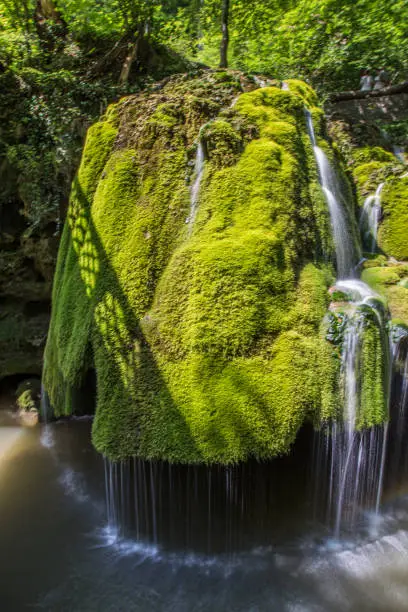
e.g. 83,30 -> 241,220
319,281 -> 390,535
102,454 -> 314,554
393,145 -> 406,164
306,110 -> 392,534
185,140 -> 205,231
305,109 -> 359,279
360,183 -> 384,253
388,329 -> 408,486
99,109 -> 404,551
253,75 -> 267,88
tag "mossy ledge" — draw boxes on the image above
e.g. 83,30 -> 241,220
44,73 -> 340,463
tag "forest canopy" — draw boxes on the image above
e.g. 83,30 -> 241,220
1,0 -> 407,91
0,0 -> 407,233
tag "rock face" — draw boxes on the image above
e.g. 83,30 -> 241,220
0,199 -> 54,380
0,71 -> 58,381
328,91 -> 408,125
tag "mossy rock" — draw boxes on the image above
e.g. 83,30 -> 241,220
378,176 -> 408,260
16,379 -> 41,412
353,160 -> 395,197
362,264 -> 408,324
44,74 -> 343,463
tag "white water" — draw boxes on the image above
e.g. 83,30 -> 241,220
253,75 -> 267,88
360,183 -> 384,252
185,141 -> 205,231
306,105 -> 392,535
323,281 -> 390,536
336,279 -> 379,302
390,331 -> 408,482
393,145 -> 406,164
305,110 -> 358,278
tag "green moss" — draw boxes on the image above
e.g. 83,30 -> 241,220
378,176 -> 408,260
285,79 -> 319,107
44,79 -> 344,463
353,147 -> 395,165
16,381 -> 40,412
362,264 -> 408,324
353,160 -> 395,196
148,103 -> 180,128
359,316 -> 388,428
201,119 -> 242,168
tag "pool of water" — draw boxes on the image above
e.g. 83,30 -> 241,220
1,414 -> 408,611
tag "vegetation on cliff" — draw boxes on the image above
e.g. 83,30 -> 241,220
328,119 -> 408,326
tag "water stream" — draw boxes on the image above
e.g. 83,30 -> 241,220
305,110 -> 359,279
185,140 -> 205,230
393,145 -> 406,165
305,112 -> 395,536
317,280 -> 390,536
360,183 -> 384,253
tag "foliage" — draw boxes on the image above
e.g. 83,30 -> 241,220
163,0 -> 408,92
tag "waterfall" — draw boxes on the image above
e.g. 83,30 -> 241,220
185,141 -> 205,231
305,110 -> 358,278
253,75 -> 267,88
389,330 -> 408,485
321,281 -> 390,535
393,145 -> 406,164
360,183 -> 384,253
306,108 -> 393,534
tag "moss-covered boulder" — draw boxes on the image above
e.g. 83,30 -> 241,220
378,176 -> 408,260
362,262 -> 408,323
44,73 -> 341,463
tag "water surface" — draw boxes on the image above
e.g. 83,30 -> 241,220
1,415 -> 408,611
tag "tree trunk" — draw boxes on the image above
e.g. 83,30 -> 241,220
219,0 -> 230,68
119,40 -> 139,85
119,24 -> 145,85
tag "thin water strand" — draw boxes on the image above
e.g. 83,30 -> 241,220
305,109 -> 358,278
360,183 -> 384,253
186,141 -> 205,231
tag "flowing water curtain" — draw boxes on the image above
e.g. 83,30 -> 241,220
305,108 -> 391,533
360,183 -> 384,253
185,139 -> 205,230
304,109 -> 360,279
389,329 -> 408,485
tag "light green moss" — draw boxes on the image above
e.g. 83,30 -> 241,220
378,176 -> 408,260
285,79 -> 319,108
353,160 -> 395,196
358,315 -> 388,428
362,264 -> 408,324
44,79 -> 344,463
353,147 -> 395,165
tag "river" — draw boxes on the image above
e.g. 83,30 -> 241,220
1,409 -> 408,611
